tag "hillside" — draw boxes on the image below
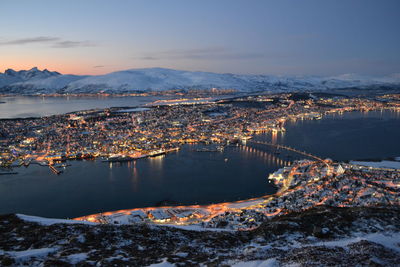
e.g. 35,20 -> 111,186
1,206 -> 399,266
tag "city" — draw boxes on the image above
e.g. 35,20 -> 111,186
1,1 -> 400,266
1,93 -> 399,171
1,91 -> 399,233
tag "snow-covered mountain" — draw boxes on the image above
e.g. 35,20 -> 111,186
1,67 -> 399,94
0,67 -> 84,94
0,67 -> 56,87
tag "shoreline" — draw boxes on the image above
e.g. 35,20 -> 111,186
73,159 -> 400,229
1,93 -> 400,222
3,106 -> 398,171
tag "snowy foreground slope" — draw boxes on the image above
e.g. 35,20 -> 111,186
1,67 -> 400,94
1,206 -> 400,266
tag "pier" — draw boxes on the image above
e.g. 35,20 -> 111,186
49,165 -> 62,175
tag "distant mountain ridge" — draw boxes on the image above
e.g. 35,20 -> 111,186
1,67 -> 400,94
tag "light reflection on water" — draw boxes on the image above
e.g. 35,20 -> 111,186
0,110 -> 399,218
0,143 -> 285,218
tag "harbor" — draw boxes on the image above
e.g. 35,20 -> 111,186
0,109 -> 399,218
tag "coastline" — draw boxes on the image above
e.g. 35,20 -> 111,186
73,159 -> 400,230
1,93 -> 400,222
4,105 -> 398,170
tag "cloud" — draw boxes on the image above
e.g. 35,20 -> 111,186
0,36 -> 60,45
0,36 -> 96,48
138,56 -> 159,60
52,40 -> 96,48
93,65 -> 105,68
135,46 -> 265,61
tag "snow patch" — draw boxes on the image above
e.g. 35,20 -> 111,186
17,214 -> 97,226
66,252 -> 88,264
231,258 -> 278,267
4,247 -> 57,261
149,258 -> 176,266
312,232 -> 400,252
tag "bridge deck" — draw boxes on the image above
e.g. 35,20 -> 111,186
247,140 -> 325,162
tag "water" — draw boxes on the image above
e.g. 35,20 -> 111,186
0,95 -> 172,118
0,145 -> 283,218
0,95 -> 235,118
0,110 -> 399,218
254,110 -> 400,161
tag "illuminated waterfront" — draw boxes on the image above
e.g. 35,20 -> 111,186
1,110 -> 399,219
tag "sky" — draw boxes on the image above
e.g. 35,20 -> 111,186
0,0 -> 399,76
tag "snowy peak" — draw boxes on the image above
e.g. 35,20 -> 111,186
4,68 -> 18,76
0,67 -> 80,93
2,67 -> 60,80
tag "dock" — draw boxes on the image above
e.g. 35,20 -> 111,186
49,165 -> 62,175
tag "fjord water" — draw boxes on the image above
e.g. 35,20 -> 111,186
0,95 -> 235,118
0,110 -> 399,218
260,110 -> 400,161
0,95 -> 172,118
0,145 -> 283,218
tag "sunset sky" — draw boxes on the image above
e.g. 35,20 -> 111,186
1,0 -> 399,76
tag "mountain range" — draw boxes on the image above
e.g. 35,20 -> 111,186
1,67 -> 400,94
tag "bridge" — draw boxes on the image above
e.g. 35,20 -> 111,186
246,140 -> 325,163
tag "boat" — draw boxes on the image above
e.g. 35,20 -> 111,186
60,163 -> 71,168
53,163 -> 71,168
196,145 -> 224,152
148,149 -> 166,157
167,147 -> 180,153
81,153 -> 95,159
102,154 -> 147,162
102,155 -> 132,162
313,114 -> 322,120
23,159 -> 32,167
